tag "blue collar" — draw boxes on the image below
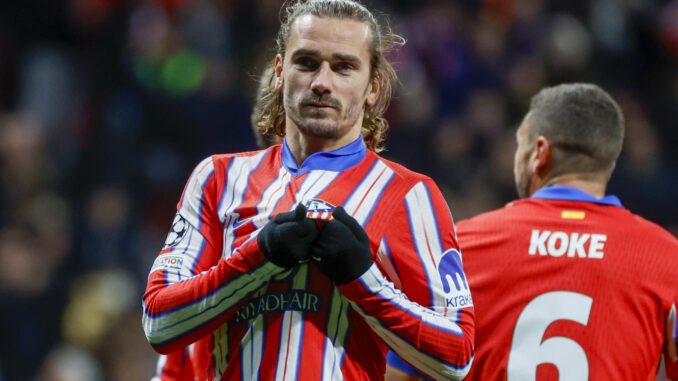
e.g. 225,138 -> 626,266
530,185 -> 623,207
281,135 -> 367,176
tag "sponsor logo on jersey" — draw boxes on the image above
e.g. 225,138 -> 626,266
164,213 -> 189,248
151,254 -> 185,273
233,290 -> 323,324
304,198 -> 335,221
529,229 -> 606,258
438,249 -> 473,308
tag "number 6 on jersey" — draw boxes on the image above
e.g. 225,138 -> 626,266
507,291 -> 593,380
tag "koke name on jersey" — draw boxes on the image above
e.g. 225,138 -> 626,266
529,229 -> 607,259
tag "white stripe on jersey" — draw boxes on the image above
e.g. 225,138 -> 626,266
179,157 -> 216,231
295,170 -> 340,207
217,152 -> 268,256
143,261 -> 281,345
274,265 -> 310,381
252,167 -> 292,229
152,354 -> 167,381
350,265 -> 471,379
321,286 -> 350,381
241,312 -> 266,381
217,151 -> 268,221
240,285 -> 271,381
376,238 -> 403,291
404,181 -> 447,310
342,160 -> 394,225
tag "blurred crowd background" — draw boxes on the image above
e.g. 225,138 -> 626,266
0,0 -> 677,380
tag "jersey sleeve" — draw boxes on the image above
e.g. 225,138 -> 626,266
142,156 -> 286,354
338,179 -> 474,380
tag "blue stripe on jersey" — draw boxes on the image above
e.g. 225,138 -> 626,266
386,351 -> 418,374
337,303 -> 350,373
218,152 -> 268,222
293,316 -> 306,381
281,135 -> 366,175
343,159 -> 381,218
382,239 -> 403,288
419,183 -> 444,255
256,168 -> 291,219
405,182 -> 446,309
358,272 -> 464,337
191,238 -> 207,275
404,201 -> 434,308
217,158 -> 237,218
329,291 -> 345,378
357,160 -> 395,227
531,185 -> 623,206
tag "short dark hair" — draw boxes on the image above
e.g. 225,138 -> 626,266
526,83 -> 625,176
254,0 -> 405,152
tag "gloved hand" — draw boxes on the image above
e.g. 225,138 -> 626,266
258,204 -> 319,268
310,206 -> 373,285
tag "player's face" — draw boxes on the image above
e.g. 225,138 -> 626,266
276,15 -> 378,142
513,122 -> 533,198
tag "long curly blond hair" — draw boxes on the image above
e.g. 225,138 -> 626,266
252,0 -> 405,152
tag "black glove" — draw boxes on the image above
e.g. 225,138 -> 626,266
258,204 -> 319,268
310,206 -> 373,285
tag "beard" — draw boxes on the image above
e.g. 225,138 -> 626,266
285,90 -> 362,139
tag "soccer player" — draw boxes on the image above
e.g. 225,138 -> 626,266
142,1 -> 475,380
151,66 -> 283,381
386,83 -> 678,380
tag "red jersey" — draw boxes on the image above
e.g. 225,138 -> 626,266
460,186 -> 678,380
142,138 -> 474,381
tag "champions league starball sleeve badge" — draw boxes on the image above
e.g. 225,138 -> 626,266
303,199 -> 335,227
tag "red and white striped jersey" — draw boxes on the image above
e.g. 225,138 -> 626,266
142,138 -> 474,381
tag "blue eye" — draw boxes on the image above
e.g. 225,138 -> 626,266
334,63 -> 353,72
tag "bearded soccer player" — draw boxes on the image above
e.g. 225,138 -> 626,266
151,67 -> 284,381
142,1 -> 475,380
386,83 -> 678,381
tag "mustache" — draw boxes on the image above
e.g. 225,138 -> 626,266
300,94 -> 341,111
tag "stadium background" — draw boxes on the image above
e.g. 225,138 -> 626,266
0,0 -> 677,379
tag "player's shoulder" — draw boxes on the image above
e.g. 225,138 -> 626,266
208,145 -> 280,169
626,210 -> 678,247
456,201 -> 517,231
373,152 -> 435,187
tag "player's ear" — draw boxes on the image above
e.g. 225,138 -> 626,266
274,54 -> 284,91
532,136 -> 551,175
365,71 -> 381,107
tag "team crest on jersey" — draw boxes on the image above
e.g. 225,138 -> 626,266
304,198 -> 335,221
164,213 -> 188,248
438,249 -> 473,308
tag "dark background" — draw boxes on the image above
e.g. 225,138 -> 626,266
0,0 -> 677,379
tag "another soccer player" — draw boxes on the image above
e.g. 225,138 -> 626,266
387,83 -> 678,380
142,1 -> 474,380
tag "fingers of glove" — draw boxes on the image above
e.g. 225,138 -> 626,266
272,204 -> 307,224
309,239 -> 334,262
330,206 -> 369,243
276,217 -> 319,243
